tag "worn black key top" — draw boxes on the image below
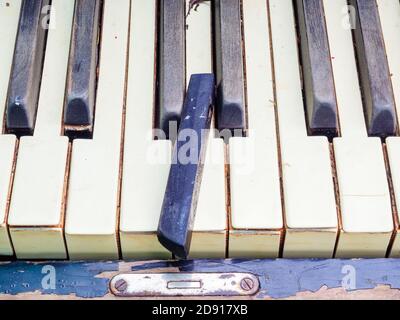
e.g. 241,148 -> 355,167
296,0 -> 339,138
214,0 -> 245,132
350,0 -> 397,137
157,0 -> 185,140
64,0 -> 101,139
6,0 -> 50,135
157,74 -> 214,259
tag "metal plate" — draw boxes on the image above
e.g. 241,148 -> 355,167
110,273 -> 259,297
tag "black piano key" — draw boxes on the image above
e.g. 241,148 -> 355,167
296,0 -> 339,138
350,0 -> 397,138
64,0 -> 101,139
6,0 -> 50,135
157,74 -> 214,259
214,0 -> 246,132
157,0 -> 186,140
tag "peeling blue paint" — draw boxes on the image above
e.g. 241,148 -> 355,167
1,259 -> 399,299
131,259 -> 400,299
0,261 -> 118,298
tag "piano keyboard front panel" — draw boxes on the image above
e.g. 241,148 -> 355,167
1,0 -> 400,260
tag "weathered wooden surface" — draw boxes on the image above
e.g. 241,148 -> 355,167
6,0 -> 50,135
157,0 -> 186,139
296,0 -> 338,138
0,259 -> 400,299
350,0 -> 397,137
214,0 -> 245,132
64,0 -> 101,139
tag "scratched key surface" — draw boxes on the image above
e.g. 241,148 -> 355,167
350,0 -> 397,137
214,0 -> 246,132
64,0 -> 101,139
296,0 -> 339,138
157,0 -> 186,139
6,0 -> 50,135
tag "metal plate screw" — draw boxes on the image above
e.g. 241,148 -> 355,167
114,279 -> 128,293
240,277 -> 255,291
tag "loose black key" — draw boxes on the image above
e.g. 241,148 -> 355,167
350,0 -> 397,138
214,0 -> 246,132
296,0 -> 339,138
157,74 -> 214,259
6,0 -> 50,135
157,0 -> 186,140
64,0 -> 101,139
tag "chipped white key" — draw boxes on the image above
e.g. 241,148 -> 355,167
270,0 -> 337,258
119,0 -> 172,259
228,0 -> 283,258
0,0 -> 21,256
64,0 -> 130,260
7,0 -> 73,259
186,0 -> 227,259
379,0 -> 400,257
324,0 -> 393,258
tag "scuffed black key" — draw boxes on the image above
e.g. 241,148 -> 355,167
64,0 -> 101,139
296,0 -> 339,138
214,0 -> 245,132
6,0 -> 50,135
157,0 -> 186,140
350,0 -> 397,137
157,74 -> 214,259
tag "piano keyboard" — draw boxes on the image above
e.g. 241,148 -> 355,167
1,0 -> 400,260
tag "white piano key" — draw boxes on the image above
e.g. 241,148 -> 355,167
228,0 -> 282,258
185,0 -> 227,259
334,139 -> 393,258
0,0 -> 21,256
6,0 -> 73,259
8,138 -> 69,259
0,136 -> 16,256
119,0 -> 172,259
386,138 -> 400,257
378,0 -> 400,257
281,138 -> 338,258
270,0 -> 337,258
64,0 -> 130,260
324,0 -> 393,258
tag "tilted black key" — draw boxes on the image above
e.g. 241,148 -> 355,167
214,0 -> 245,132
350,0 -> 397,137
6,0 -> 50,135
157,0 -> 185,140
157,74 -> 214,259
64,0 -> 101,139
296,0 -> 339,138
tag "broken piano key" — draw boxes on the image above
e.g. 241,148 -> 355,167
6,0 -> 50,135
157,74 -> 214,259
64,0 -> 101,139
